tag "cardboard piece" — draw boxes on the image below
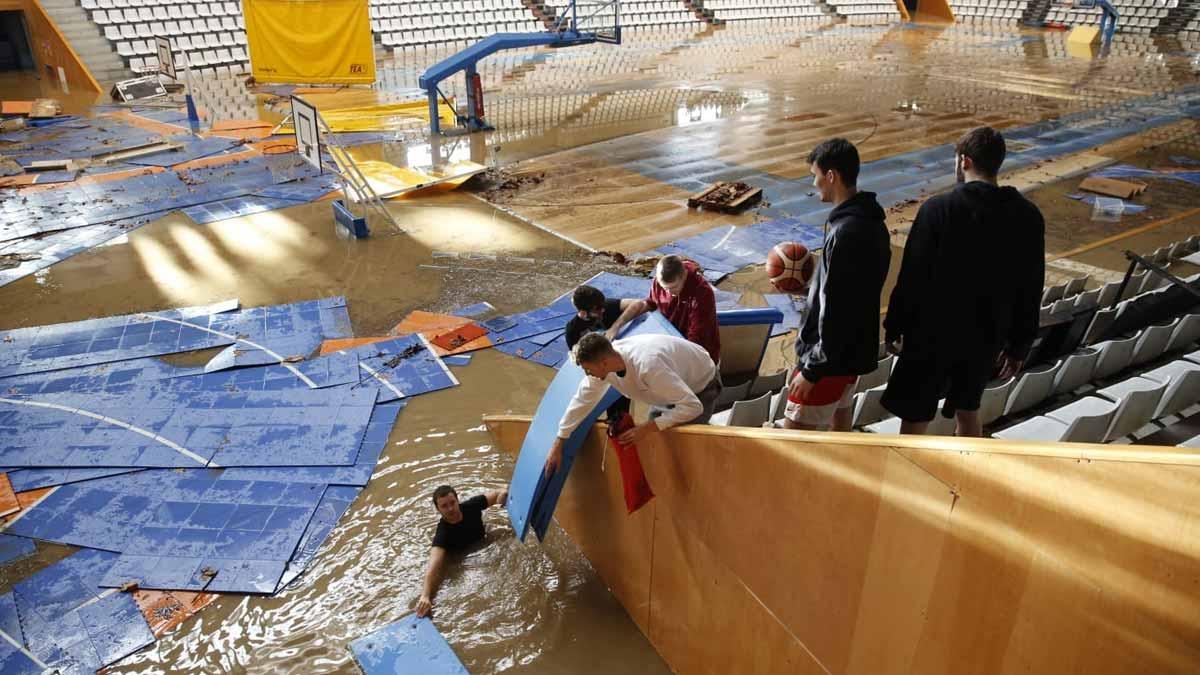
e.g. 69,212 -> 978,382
0,101 -> 33,115
1079,176 -> 1148,199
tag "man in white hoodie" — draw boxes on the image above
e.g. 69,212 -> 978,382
543,332 -> 722,476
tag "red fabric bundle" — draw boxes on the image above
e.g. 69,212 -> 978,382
607,412 -> 655,514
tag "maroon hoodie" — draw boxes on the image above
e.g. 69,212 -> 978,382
645,260 -> 721,364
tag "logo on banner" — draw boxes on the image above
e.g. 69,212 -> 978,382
350,64 -> 366,74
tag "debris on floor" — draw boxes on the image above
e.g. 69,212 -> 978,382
1079,176 -> 1147,199
687,181 -> 763,213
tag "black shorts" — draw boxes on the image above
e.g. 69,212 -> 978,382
881,348 -> 999,423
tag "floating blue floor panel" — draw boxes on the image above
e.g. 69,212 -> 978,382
0,638 -> 41,675
508,312 -> 677,542
125,136 -> 242,168
277,484 -> 361,590
8,471 -> 326,594
217,402 -> 402,488
6,467 -> 143,492
203,342 -> 359,389
252,173 -> 342,202
0,387 -> 376,468
0,296 -> 351,379
349,615 -> 468,675
0,592 -> 21,641
182,195 -> 306,224
449,302 -> 494,318
443,354 -> 472,367
13,555 -> 155,673
349,336 -> 459,403
0,534 -> 35,565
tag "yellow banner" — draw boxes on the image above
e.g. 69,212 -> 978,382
244,0 -> 376,84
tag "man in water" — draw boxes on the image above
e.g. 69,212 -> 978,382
416,484 -> 508,617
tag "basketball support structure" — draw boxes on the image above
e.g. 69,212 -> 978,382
271,110 -> 403,234
419,0 -> 622,135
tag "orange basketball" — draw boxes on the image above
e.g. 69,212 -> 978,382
766,242 -> 815,293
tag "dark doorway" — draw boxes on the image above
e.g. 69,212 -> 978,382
0,11 -> 35,72
903,0 -> 918,13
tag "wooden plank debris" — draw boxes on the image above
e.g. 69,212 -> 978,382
687,181 -> 763,213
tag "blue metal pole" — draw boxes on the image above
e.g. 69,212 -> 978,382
428,89 -> 441,135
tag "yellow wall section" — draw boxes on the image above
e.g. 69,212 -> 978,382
916,0 -> 956,22
486,418 -> 1200,675
0,0 -> 101,92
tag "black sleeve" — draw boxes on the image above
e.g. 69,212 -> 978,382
1007,206 -> 1045,361
564,317 -> 585,350
884,202 -> 937,344
601,298 -> 624,328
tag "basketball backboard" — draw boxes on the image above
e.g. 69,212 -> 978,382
291,95 -> 322,172
155,36 -> 175,80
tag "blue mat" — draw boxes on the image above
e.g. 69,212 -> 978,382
0,635 -> 40,675
443,354 -> 472,367
348,615 -> 468,675
0,534 -> 35,565
182,195 -> 306,224
508,312 -> 678,542
6,468 -> 142,492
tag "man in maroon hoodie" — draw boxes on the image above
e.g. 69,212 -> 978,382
605,255 -> 721,363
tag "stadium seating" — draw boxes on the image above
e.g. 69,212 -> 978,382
1044,0 -> 1175,33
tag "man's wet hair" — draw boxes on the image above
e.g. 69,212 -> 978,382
432,485 -> 457,506
807,137 -> 860,187
956,126 -> 1006,178
572,285 -> 606,312
573,332 -> 617,365
657,255 -> 686,284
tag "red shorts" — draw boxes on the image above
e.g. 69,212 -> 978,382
784,373 -> 858,429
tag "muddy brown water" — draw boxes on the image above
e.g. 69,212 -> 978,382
0,193 -> 670,674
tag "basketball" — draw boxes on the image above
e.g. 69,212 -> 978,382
766,242 -> 815,293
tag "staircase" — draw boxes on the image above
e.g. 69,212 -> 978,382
523,0 -> 562,30
37,0 -> 129,84
1154,0 -> 1200,34
812,0 -> 845,19
1020,0 -> 1054,26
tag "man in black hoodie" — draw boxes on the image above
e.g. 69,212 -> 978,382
882,126 -> 1045,436
780,138 -> 891,431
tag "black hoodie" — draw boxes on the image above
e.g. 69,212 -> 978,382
884,181 -> 1045,362
795,191 -> 892,381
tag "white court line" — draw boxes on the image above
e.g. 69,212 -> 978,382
0,627 -> 48,669
137,313 -> 318,388
0,486 -> 57,532
417,334 -> 461,387
711,225 -> 737,250
0,397 -> 214,467
357,360 -> 406,400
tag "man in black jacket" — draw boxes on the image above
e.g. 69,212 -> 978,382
882,126 -> 1045,437
781,138 -> 891,431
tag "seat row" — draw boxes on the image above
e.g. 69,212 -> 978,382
88,3 -> 239,23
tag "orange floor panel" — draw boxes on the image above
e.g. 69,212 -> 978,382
392,311 -> 494,355
134,589 -> 219,637
0,474 -> 19,518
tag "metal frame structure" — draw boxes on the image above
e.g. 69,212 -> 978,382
273,100 -> 403,233
419,0 -> 621,135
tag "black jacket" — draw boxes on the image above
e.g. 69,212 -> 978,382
884,181 -> 1045,362
796,191 -> 892,381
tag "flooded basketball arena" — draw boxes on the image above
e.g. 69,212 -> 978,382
1,16 -> 1199,675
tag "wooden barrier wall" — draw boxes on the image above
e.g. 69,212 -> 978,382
485,418 -> 1200,675
0,0 -> 101,92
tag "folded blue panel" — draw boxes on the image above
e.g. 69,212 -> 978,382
203,343 -> 359,389
0,534 -> 35,565
443,355 -> 472,367
13,582 -> 154,672
508,312 -> 679,542
716,307 -> 785,327
182,195 -> 306,225
349,615 -> 468,675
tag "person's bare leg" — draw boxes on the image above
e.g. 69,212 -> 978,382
955,409 -> 983,437
899,419 -> 930,435
831,406 -> 853,432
